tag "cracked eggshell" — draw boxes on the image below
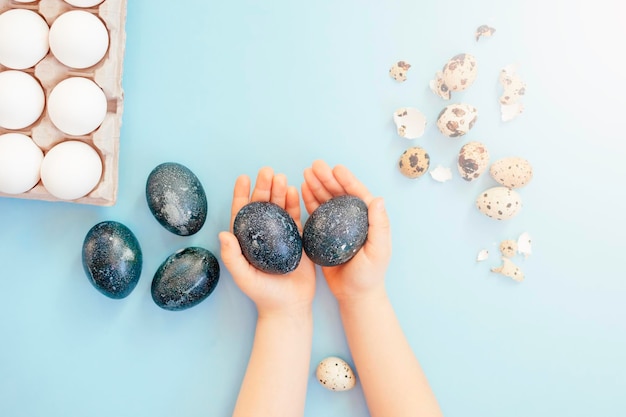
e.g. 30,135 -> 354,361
436,103 -> 478,137
429,165 -> 452,182
316,356 -> 356,392
491,257 -> 524,282
490,157 -> 533,189
430,54 -> 478,100
518,232 -> 532,258
499,240 -> 518,258
393,107 -> 426,139
398,146 -> 430,179
458,141 -> 490,181
389,60 -> 411,82
476,186 -> 522,220
475,25 -> 496,41
499,65 -> 526,105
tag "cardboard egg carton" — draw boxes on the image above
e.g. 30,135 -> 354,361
0,0 -> 127,206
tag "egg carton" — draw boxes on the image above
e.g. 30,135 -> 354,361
0,0 -> 127,206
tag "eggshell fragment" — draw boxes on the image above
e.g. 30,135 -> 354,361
475,25 -> 496,41
393,107 -> 426,139
389,61 -> 411,82
436,103 -> 478,137
457,141 -> 490,181
476,187 -> 522,220
499,65 -> 526,121
491,257 -> 524,282
517,232 -> 532,258
489,157 -> 533,189
429,165 -> 452,182
499,240 -> 518,258
398,146 -> 430,179
476,249 -> 489,262
316,356 -> 356,392
430,54 -> 478,100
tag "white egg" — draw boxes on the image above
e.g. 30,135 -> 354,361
0,71 -> 45,130
64,0 -> 105,6
316,356 -> 356,391
40,141 -> 103,200
47,77 -> 108,136
0,133 -> 44,194
0,9 -> 49,70
49,11 -> 109,69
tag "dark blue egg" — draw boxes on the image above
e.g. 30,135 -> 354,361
82,221 -> 143,299
233,202 -> 302,274
146,162 -> 207,236
303,195 -> 368,267
151,247 -> 220,311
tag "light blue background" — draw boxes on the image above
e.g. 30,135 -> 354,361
1,0 -> 625,416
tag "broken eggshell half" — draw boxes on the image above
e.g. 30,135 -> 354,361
393,107 -> 426,139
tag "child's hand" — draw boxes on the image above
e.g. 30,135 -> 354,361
302,160 -> 392,303
219,167 -> 316,318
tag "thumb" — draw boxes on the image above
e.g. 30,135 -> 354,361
364,197 -> 392,257
218,231 -> 251,278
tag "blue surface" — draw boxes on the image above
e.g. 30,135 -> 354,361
2,1 -> 625,416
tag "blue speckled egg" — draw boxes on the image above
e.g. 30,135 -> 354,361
303,195 -> 368,267
151,247 -> 220,311
233,202 -> 302,275
82,221 -> 143,299
146,162 -> 207,236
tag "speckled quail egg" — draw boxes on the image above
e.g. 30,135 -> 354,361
146,162 -> 207,236
303,195 -> 368,267
436,103 -> 478,137
82,221 -> 142,299
398,146 -> 430,179
430,53 -> 478,100
476,186 -> 522,220
489,157 -> 533,189
151,247 -> 220,311
233,201 -> 302,274
316,356 -> 356,391
457,141 -> 490,181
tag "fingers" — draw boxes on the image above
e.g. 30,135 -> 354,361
219,231 -> 254,279
269,174 -> 288,208
285,186 -> 302,229
311,160 -> 346,196
332,164 -> 375,205
230,175 -> 251,230
362,197 -> 392,259
250,166 -> 274,202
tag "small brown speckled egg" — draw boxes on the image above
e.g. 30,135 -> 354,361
476,186 -> 522,220
490,157 -> 533,189
436,103 -> 478,137
316,356 -> 356,391
499,239 -> 518,258
398,146 -> 430,179
457,141 -> 490,181
430,54 -> 478,100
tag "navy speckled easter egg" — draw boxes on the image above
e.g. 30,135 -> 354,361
303,195 -> 368,267
82,221 -> 143,299
151,247 -> 220,311
146,162 -> 207,236
233,202 -> 302,275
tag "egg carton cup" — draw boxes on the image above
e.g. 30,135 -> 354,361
0,0 -> 127,206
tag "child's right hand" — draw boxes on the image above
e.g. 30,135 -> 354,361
301,160 -> 392,304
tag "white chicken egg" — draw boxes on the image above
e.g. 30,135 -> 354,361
0,133 -> 44,194
47,77 -> 107,136
40,140 -> 103,200
64,0 -> 105,6
0,9 -> 49,70
0,70 -> 45,130
49,10 -> 109,69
